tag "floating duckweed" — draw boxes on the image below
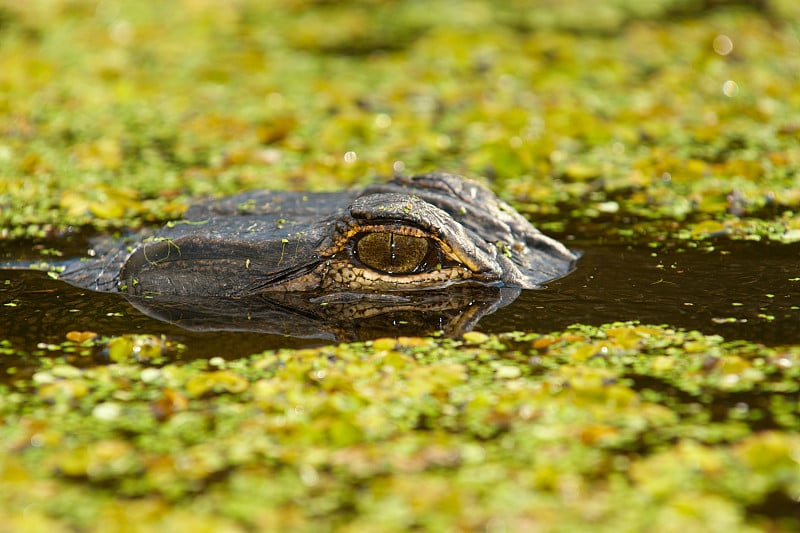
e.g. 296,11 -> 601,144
371,338 -> 397,351
493,364 -> 521,379
185,371 -> 250,397
0,323 -> 799,528
2,0 -> 800,530
462,331 -> 490,345
139,368 -> 162,383
106,335 -> 183,364
65,331 -> 98,343
37,379 -> 90,402
92,402 -> 122,421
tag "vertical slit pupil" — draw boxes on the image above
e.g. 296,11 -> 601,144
356,232 -> 430,274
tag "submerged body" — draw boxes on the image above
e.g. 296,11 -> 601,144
61,173 -> 578,297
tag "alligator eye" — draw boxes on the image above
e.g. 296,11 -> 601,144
355,232 -> 430,274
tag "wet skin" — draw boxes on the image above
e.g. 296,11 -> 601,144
60,172 -> 578,297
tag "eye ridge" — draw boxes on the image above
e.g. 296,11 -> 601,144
353,231 -> 445,275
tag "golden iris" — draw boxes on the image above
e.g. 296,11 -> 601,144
356,232 -> 429,274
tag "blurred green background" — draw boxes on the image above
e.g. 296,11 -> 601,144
2,1 -> 800,532
1,0 -> 799,239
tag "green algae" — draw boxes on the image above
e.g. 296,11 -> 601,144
1,325 -> 799,531
2,0 -> 800,531
1,1 -> 799,239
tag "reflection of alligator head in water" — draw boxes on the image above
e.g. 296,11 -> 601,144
58,172 -> 578,338
126,285 -> 521,342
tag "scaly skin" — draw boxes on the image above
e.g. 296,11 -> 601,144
60,173 -> 578,297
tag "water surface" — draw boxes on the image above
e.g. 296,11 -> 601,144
2,236 -> 797,371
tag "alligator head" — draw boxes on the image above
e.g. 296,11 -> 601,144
61,172 -> 578,297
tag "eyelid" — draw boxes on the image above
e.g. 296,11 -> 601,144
333,192 -> 503,279
348,222 -> 436,243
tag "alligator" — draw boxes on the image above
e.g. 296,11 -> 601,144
60,172 -> 578,297
2,172 -> 578,339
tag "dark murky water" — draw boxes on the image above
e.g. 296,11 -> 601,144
480,239 -> 800,345
2,235 -> 798,369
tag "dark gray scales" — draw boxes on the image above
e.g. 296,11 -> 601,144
60,173 -> 578,297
